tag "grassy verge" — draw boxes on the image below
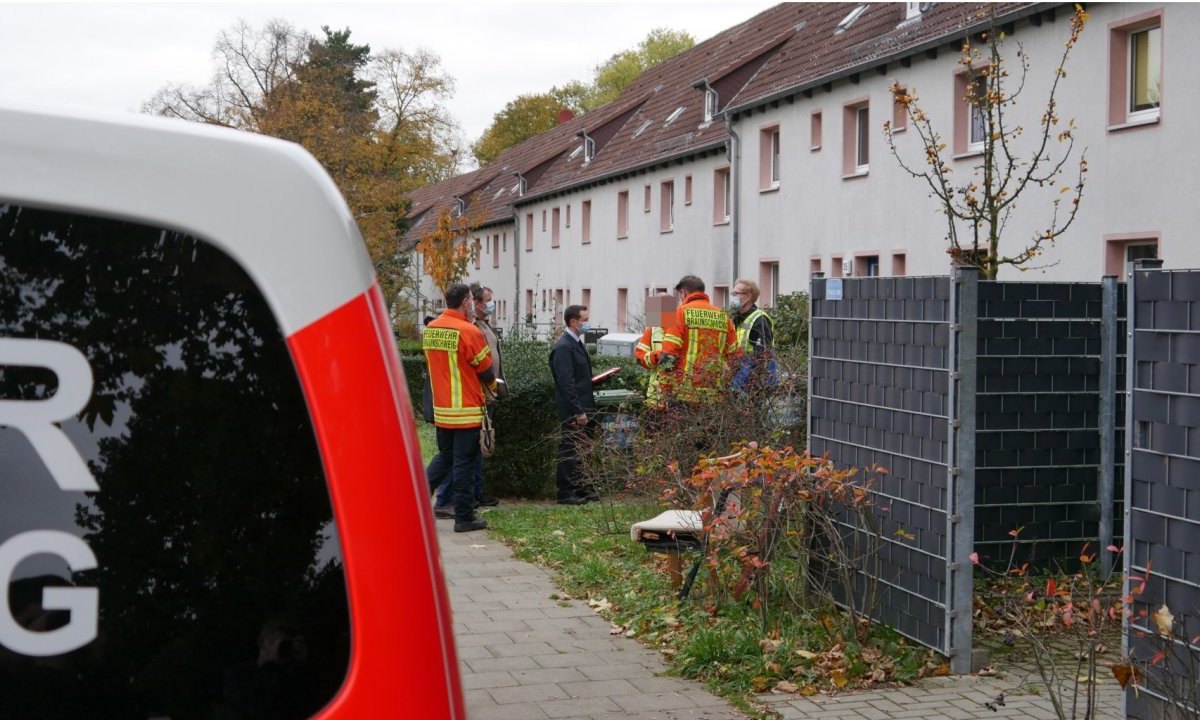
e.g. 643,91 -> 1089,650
416,418 -> 437,464
484,501 -> 940,716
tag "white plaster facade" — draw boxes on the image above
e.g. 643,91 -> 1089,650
412,3 -> 1194,336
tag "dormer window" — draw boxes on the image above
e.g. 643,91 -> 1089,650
513,172 -> 527,197
704,87 -> 719,123
835,5 -> 868,33
452,196 -> 466,218
576,130 -> 595,163
664,106 -> 685,126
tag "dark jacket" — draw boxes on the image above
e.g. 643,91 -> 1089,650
549,331 -> 595,422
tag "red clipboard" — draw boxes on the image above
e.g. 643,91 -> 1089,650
591,367 -> 621,384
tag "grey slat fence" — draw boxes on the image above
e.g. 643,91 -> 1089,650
1124,260 -> 1200,719
809,269 -> 1129,674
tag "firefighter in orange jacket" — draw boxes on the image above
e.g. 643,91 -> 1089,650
423,282 -> 498,533
644,275 -> 738,402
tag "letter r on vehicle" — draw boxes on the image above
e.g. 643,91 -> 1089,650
0,338 -> 99,492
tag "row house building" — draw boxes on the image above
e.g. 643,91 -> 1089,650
402,2 -> 1187,334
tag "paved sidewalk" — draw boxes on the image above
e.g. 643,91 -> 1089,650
437,517 -> 1124,720
756,673 -> 1123,719
437,517 -> 748,720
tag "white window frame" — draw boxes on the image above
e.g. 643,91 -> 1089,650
703,88 -> 718,123
855,105 -> 870,172
968,76 -> 987,151
770,129 -> 781,187
1128,25 -> 1162,122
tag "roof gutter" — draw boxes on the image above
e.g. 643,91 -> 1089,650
512,172 -> 525,329
723,3 -> 1055,117
511,139 -> 727,209
723,112 -> 741,283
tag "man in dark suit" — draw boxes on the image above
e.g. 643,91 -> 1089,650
549,304 -> 597,505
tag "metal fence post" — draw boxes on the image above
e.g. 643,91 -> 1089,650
1099,276 -> 1118,576
948,267 -> 977,674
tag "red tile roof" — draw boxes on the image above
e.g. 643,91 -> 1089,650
402,2 -> 1043,248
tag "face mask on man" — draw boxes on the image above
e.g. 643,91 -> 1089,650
485,300 -> 496,315
579,321 -> 592,333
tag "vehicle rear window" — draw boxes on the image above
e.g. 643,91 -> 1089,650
0,203 -> 349,719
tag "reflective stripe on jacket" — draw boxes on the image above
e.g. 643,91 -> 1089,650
736,308 -> 774,353
634,326 -> 666,407
660,292 -> 738,401
423,309 -> 492,429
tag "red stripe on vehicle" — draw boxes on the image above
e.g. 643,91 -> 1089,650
288,287 -> 464,719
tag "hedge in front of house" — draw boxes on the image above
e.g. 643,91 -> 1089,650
399,338 -> 647,498
486,341 -> 645,498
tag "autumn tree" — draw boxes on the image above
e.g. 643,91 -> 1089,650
587,27 -> 695,110
416,202 -> 485,291
884,6 -> 1089,279
472,91 -> 578,166
471,28 -> 694,166
143,19 -> 464,316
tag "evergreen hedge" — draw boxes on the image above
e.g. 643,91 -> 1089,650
399,338 -> 647,498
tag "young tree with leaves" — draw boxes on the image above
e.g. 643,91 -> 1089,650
884,6 -> 1089,279
416,202 -> 485,292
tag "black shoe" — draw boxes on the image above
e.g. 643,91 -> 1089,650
556,496 -> 587,506
474,493 -> 500,507
433,505 -> 454,519
454,518 -> 488,533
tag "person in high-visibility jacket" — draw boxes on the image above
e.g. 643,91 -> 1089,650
644,275 -> 738,402
729,277 -> 777,391
634,325 -> 668,408
423,282 -> 498,533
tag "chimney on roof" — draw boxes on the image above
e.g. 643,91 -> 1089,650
557,109 -> 575,125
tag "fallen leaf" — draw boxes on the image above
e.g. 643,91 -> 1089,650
969,552 -> 980,565
774,680 -> 799,693
799,684 -> 819,696
587,597 -> 612,612
609,624 -> 625,635
831,669 -> 848,688
552,530 -> 566,537
796,649 -> 818,660
469,544 -> 487,549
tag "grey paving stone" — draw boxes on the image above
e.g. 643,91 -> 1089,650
488,681 -> 569,705
461,670 -> 518,690
611,692 -> 701,712
538,696 -> 624,718
557,678 -> 640,699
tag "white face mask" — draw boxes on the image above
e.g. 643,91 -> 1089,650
485,300 -> 496,315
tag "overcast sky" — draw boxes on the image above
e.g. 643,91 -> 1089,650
2,1 -> 776,145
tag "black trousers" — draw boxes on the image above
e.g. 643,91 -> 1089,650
555,419 -> 594,500
426,426 -> 481,521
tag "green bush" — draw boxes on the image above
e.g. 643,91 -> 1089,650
396,338 -> 423,356
399,338 -> 648,498
487,343 -> 646,498
771,291 -> 810,349
400,356 -> 427,416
